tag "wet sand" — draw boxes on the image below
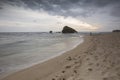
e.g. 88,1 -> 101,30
1,32 -> 120,80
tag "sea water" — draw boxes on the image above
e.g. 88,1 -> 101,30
0,32 -> 83,78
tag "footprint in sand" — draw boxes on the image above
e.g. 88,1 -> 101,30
103,77 -> 108,80
66,57 -> 72,61
88,68 -> 93,71
86,58 -> 90,61
62,70 -> 65,73
52,75 -> 66,80
52,78 -> 55,80
65,65 -> 71,69
73,70 -> 77,74
96,63 -> 99,66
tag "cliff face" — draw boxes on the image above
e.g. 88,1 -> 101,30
62,26 -> 77,33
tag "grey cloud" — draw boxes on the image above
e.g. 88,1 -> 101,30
110,5 -> 120,17
0,7 -> 3,10
81,0 -> 120,7
0,0 -> 120,18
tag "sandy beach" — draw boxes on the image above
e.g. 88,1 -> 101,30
1,32 -> 120,80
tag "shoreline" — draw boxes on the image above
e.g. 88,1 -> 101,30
0,35 -> 84,79
1,33 -> 120,80
0,34 -> 83,79
0,35 -> 88,80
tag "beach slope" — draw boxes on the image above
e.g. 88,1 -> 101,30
2,33 -> 120,80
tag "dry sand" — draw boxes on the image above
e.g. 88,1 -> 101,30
1,32 -> 120,80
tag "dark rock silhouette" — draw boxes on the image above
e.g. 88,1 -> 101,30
62,26 -> 77,33
112,30 -> 120,32
49,31 -> 53,33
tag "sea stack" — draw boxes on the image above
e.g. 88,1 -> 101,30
62,26 -> 77,33
49,31 -> 53,33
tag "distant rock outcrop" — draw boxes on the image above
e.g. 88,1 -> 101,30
112,30 -> 120,32
62,26 -> 77,33
49,31 -> 53,33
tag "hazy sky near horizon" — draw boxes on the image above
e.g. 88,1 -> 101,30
0,0 -> 120,32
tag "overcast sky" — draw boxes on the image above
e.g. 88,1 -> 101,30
0,0 -> 120,32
